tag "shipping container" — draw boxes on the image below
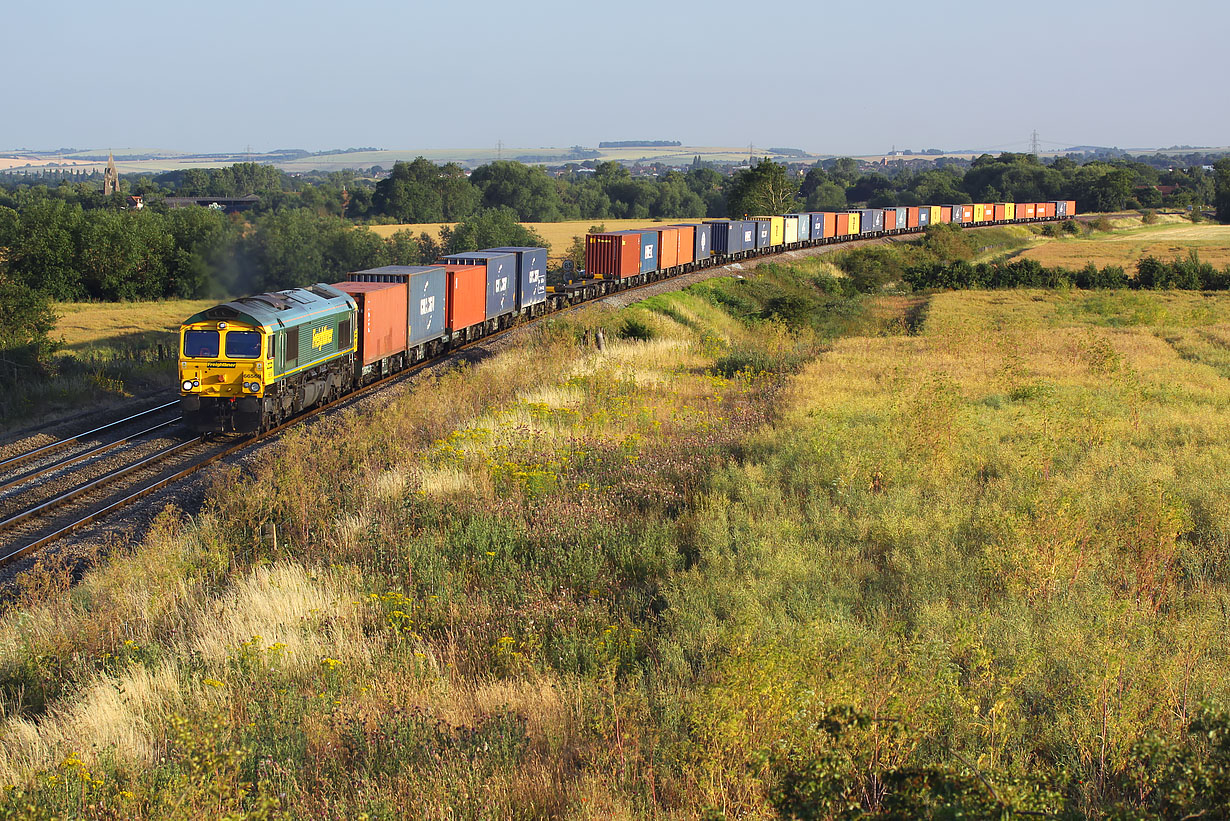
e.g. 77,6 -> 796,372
649,226 -> 680,270
783,215 -> 799,244
939,206 -> 953,223
487,246 -> 547,311
1064,200 -> 1076,216
347,265 -> 447,347
667,224 -> 696,265
585,231 -> 641,279
440,251 -> 517,319
331,281 -> 406,367
905,206 -> 920,229
1017,202 -> 1036,219
883,208 -> 898,231
792,213 -> 812,242
443,264 -> 486,333
752,219 -> 772,248
635,229 -> 658,272
672,224 -> 707,261
858,209 -> 883,234
927,205 -> 941,225
973,203 -> 985,222
1040,202 -> 1056,218
1053,201 -> 1067,217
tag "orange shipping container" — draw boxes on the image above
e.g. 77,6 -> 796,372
673,224 -> 696,265
1040,202 -> 1056,218
656,226 -> 681,269
331,280 -> 407,367
1017,202 -> 1036,219
816,213 -> 837,239
835,212 -> 854,236
444,264 -> 486,333
994,204 -> 1008,221
906,207 -> 920,228
1065,199 -> 1076,216
883,209 -> 897,231
586,232 -> 641,278
940,206 -> 953,223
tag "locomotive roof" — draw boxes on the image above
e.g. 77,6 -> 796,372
183,283 -> 355,331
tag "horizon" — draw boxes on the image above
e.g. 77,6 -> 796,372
3,0 -> 1227,156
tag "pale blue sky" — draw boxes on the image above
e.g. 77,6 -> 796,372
4,0 -> 1226,155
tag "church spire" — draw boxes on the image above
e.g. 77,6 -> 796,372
103,151 -> 118,195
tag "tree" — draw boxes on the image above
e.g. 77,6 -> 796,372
1214,158 -> 1230,223
0,275 -> 59,389
469,161 -> 564,221
725,159 -> 799,218
805,181 -> 846,211
443,207 -> 548,255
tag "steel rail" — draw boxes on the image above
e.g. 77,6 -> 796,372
0,401 -> 180,472
0,419 -> 180,494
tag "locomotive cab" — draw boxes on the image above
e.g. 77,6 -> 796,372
179,319 -> 271,433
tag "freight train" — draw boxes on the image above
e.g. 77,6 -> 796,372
178,200 -> 1076,433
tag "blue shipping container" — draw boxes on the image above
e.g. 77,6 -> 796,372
753,219 -> 771,248
808,213 -> 830,238
440,251 -> 517,319
488,246 -> 547,311
859,209 -> 884,234
918,207 -> 931,228
635,229 -> 658,273
348,265 -> 447,346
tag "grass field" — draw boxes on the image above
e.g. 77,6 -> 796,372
3,262 -> 1230,815
54,299 -> 217,351
1016,220 -> 1230,268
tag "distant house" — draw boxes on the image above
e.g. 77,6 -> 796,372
164,194 -> 260,213
126,195 -> 144,210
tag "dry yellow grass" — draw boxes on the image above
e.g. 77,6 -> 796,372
54,299 -> 217,349
1019,223 -> 1230,269
366,219 -> 707,261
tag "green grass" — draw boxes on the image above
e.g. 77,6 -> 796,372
1,275 -> 1229,817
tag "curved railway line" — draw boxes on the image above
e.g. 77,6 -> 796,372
0,218 -> 1071,580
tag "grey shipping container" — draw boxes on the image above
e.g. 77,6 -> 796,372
753,219 -> 772,248
671,224 -> 710,260
859,209 -> 884,234
917,206 -> 931,227
1054,201 -> 1068,216
488,246 -> 547,311
808,212 -> 831,238
792,213 -> 811,242
441,251 -> 517,319
348,265 -> 447,346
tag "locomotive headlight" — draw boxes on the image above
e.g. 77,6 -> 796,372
245,382 -> 260,393
182,380 -> 194,391
192,379 -> 199,388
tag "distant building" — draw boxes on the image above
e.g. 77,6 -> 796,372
103,152 -> 118,195
126,195 -> 144,210
164,194 -> 260,213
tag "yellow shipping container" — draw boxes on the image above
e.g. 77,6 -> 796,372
783,216 -> 799,244
973,203 -> 985,222
1004,202 -> 1016,220
753,216 -> 785,246
928,205 -> 941,225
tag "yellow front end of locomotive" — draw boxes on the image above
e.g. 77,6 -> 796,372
179,320 -> 271,399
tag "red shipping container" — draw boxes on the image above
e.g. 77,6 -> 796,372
656,226 -> 680,269
674,224 -> 695,265
1040,202 -> 1056,218
835,213 -> 854,236
994,204 -> 1008,221
586,232 -> 640,278
884,209 -> 897,231
1018,202 -> 1036,219
332,281 -> 407,367
940,206 -> 953,223
444,264 -> 486,332
906,207 -> 920,229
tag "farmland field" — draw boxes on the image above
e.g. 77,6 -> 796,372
1016,220 -> 1230,268
54,299 -> 217,351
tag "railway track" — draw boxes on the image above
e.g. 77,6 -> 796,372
0,219 -> 1070,577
